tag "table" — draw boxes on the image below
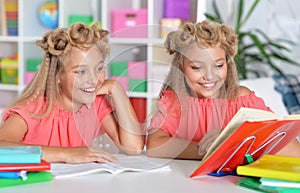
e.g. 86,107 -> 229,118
0,158 -> 257,193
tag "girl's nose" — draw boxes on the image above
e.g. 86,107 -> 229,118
87,71 -> 99,84
203,68 -> 214,81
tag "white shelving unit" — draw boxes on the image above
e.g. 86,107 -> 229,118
0,0 -> 204,123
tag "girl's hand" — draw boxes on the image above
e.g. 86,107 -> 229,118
61,146 -> 118,164
197,128 -> 222,156
97,79 -> 120,96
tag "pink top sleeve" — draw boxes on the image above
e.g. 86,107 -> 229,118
4,95 -> 112,147
148,90 -> 272,142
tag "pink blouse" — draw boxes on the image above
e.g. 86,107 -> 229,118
4,95 -> 112,147
148,90 -> 272,142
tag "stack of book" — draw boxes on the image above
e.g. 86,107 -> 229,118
0,0 -> 18,36
236,154 -> 300,192
0,146 -> 52,188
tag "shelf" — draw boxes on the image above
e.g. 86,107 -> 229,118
0,36 -> 19,42
0,84 -> 19,91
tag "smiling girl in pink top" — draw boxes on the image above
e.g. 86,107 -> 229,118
0,23 -> 144,163
146,20 -> 300,160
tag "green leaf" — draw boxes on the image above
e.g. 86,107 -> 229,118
248,33 -> 271,62
204,13 -> 219,22
235,0 -> 244,32
267,42 -> 290,52
240,0 -> 260,27
212,0 -> 223,23
271,53 -> 300,66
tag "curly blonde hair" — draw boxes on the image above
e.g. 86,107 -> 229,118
7,22 -> 110,118
161,20 -> 239,99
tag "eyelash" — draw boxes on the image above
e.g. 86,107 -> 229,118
74,66 -> 105,75
75,70 -> 86,75
97,66 -> 105,72
216,63 -> 224,68
191,63 -> 224,70
191,66 -> 202,70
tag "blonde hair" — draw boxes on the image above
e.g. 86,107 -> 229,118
7,22 -> 110,118
161,20 -> 239,99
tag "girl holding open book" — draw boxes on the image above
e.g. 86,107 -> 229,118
0,22 -> 144,163
146,20 -> 300,160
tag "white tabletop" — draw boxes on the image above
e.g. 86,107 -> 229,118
0,158 -> 257,193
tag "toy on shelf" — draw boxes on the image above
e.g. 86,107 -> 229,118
0,53 -> 18,84
38,0 -> 58,29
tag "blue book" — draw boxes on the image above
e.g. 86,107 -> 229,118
0,171 -> 27,180
0,146 -> 42,164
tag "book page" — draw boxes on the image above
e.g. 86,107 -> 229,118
203,107 -> 279,160
106,154 -> 170,172
283,113 -> 300,120
51,154 -> 171,178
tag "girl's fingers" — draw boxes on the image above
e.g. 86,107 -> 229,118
98,153 -> 118,162
198,128 -> 222,155
88,147 -> 118,162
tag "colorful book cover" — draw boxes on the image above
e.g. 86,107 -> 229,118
0,146 -> 42,164
0,171 -> 53,188
190,108 -> 300,178
0,159 -> 50,172
236,154 -> 300,182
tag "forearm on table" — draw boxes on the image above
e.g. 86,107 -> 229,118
0,140 -> 66,162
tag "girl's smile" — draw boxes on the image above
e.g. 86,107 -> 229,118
59,46 -> 106,111
183,44 -> 227,98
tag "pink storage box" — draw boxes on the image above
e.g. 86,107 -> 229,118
111,9 -> 148,38
128,62 -> 147,79
25,72 -> 36,85
110,76 -> 128,91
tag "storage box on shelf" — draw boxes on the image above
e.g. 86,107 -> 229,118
25,58 -> 42,85
111,9 -> 148,38
0,55 -> 18,85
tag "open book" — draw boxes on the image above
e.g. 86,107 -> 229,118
51,154 -> 171,178
190,107 -> 300,178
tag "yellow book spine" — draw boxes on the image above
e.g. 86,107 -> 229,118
236,155 -> 300,182
237,165 -> 300,182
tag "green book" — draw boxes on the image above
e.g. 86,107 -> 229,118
237,177 -> 300,193
0,171 -> 53,188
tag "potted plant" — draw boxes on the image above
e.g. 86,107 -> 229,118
205,0 -> 300,79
